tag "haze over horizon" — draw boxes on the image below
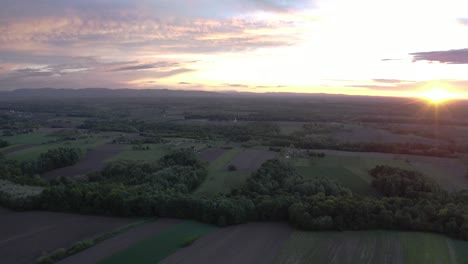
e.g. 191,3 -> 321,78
1,0 -> 468,98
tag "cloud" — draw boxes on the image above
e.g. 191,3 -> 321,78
458,18 -> 468,26
0,1 -> 316,22
0,57 -> 195,90
223,83 -> 249,88
410,49 -> 468,64
111,62 -> 180,72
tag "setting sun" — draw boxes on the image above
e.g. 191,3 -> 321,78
420,88 -> 458,104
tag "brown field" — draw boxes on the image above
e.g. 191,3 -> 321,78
198,148 -> 227,162
0,208 -> 135,264
160,222 -> 291,264
229,149 -> 278,172
42,144 -> 124,179
58,219 -> 182,264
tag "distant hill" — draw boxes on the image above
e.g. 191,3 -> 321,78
0,88 -> 224,99
0,88 -> 412,103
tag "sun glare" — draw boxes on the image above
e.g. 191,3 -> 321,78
420,88 -> 457,104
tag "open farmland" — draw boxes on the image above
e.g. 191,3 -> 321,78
107,143 -> 170,162
42,144 -> 124,178
161,222 -> 291,264
0,208 -> 136,264
196,148 -> 278,194
332,124 -> 438,145
196,148 -> 242,194
312,150 -> 468,191
274,230 -> 468,264
5,137 -> 108,162
99,221 -> 217,264
293,159 -> 378,196
58,219 -> 182,264
0,130 -> 56,146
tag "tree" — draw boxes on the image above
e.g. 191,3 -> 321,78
0,139 -> 8,148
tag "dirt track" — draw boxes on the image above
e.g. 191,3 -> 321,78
58,219 -> 182,264
0,208 -> 134,264
42,144 -> 123,178
160,222 -> 292,264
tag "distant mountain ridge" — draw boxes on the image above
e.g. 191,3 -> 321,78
0,88 -> 224,99
0,88 -> 411,102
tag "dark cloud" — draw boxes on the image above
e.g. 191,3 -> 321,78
111,62 -> 180,72
223,83 -> 249,88
178,82 -> 191,85
410,49 -> 468,64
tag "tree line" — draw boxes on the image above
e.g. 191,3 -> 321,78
2,150 -> 467,240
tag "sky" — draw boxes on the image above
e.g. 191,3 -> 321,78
1,0 -> 468,98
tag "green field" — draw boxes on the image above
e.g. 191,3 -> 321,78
107,144 -> 170,162
6,137 -> 106,162
99,221 -> 217,264
295,153 -> 468,192
293,157 -> 379,196
274,230 -> 468,264
0,131 -> 56,146
195,148 -> 249,195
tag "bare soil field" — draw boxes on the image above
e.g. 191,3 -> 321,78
198,148 -> 227,162
229,149 -> 278,172
58,219 -> 182,264
43,144 -> 124,179
160,222 -> 292,264
0,208 -> 135,264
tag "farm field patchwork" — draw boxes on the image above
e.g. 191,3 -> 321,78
0,208 -> 136,264
160,222 -> 291,264
312,150 -> 468,191
294,161 -> 378,196
5,137 -> 108,162
58,219 -> 183,264
99,221 -> 217,264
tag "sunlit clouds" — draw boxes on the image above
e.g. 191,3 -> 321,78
0,0 -> 467,98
